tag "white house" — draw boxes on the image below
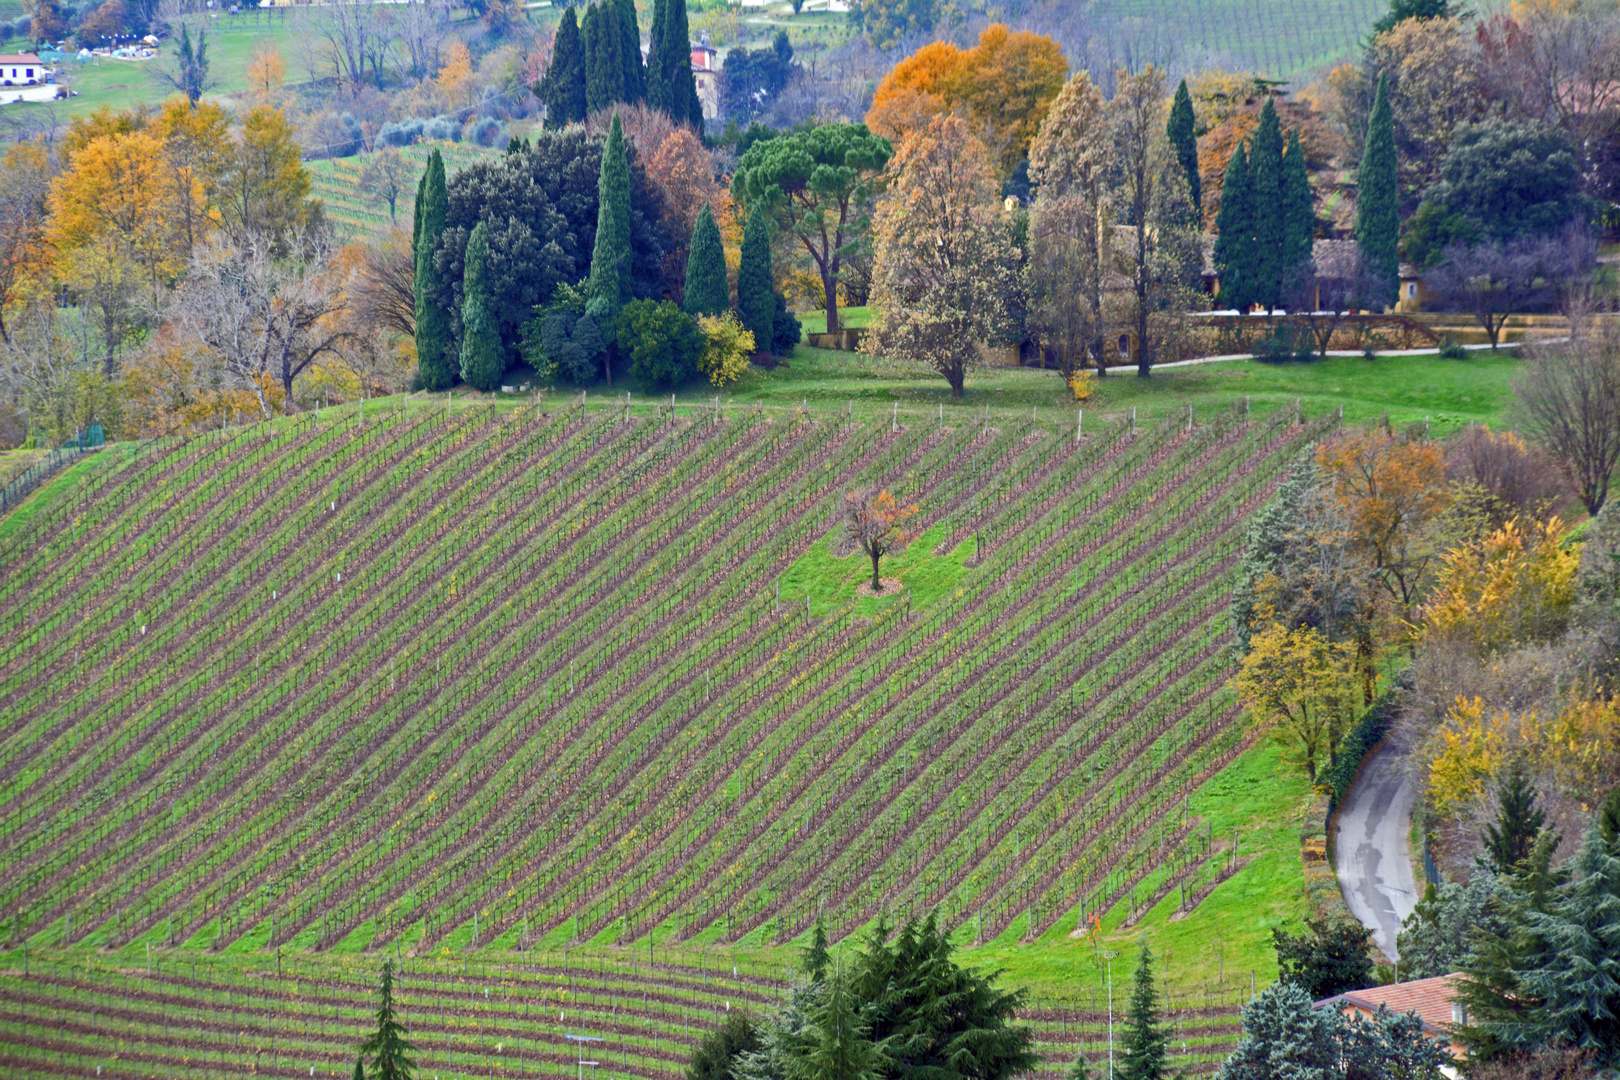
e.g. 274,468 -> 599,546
0,53 -> 44,85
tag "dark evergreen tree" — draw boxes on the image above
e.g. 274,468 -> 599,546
684,203 -> 728,316
737,201 -> 774,352
1117,942 -> 1169,1080
685,1012 -> 761,1080
572,314 -> 606,376
1248,97 -> 1285,312
1396,867 -> 1516,980
588,113 -> 635,366
615,0 -> 645,102
802,916 -> 830,983
1167,78 -> 1201,214
537,6 -> 587,129
1214,142 -> 1256,313
459,222 -> 505,391
353,1057 -> 365,1080
618,298 -> 704,388
1484,768 -> 1550,875
584,3 -> 625,115
1371,0 -> 1455,37
1599,785 -> 1620,849
412,169 -> 427,256
648,0 -> 704,129
359,960 -> 416,1080
1355,76 -> 1399,311
1272,918 -> 1375,1000
787,971 -> 880,1080
414,150 -> 456,391
1281,129 -> 1314,280
772,293 -> 803,355
1220,980 -> 1341,1080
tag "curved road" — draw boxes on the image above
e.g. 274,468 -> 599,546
1334,741 -> 1419,960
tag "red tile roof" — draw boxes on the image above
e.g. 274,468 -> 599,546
0,54 -> 43,64
1314,974 -> 1465,1036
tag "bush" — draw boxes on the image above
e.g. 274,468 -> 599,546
696,312 -> 753,387
1252,325 -> 1315,363
377,119 -> 425,148
618,300 -> 703,389
423,117 -> 461,142
467,116 -> 504,147
771,293 -> 802,356
1438,339 -> 1469,359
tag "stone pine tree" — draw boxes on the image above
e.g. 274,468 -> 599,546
359,959 -> 416,1080
414,149 -> 455,391
648,0 -> 703,129
1117,942 -> 1170,1080
1483,767 -> 1549,874
587,113 -> 633,382
615,0 -> 644,102
459,222 -> 505,391
683,204 -> 727,316
1167,78 -> 1200,214
738,202 -> 774,353
1214,143 -> 1255,312
1281,128 -> 1314,280
1356,75 -> 1399,311
1248,97 -> 1285,311
537,6 -> 587,129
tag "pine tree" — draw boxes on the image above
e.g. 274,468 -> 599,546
414,150 -> 455,391
1355,75 -> 1399,311
616,0 -> 644,102
1280,128 -> 1314,282
737,201 -> 774,353
359,960 -> 416,1080
588,113 -> 634,326
459,222 -> 505,392
1167,78 -> 1200,214
352,1057 -> 365,1080
1214,142 -> 1255,313
1484,767 -> 1549,875
648,0 -> 703,128
1219,981 -> 1340,1080
801,916 -> 830,983
683,204 -> 728,316
1117,942 -> 1169,1080
1248,96 -> 1285,312
786,971 -> 880,1080
538,6 -> 587,129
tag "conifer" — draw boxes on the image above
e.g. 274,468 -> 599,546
1214,143 -> 1255,312
459,222 -> 505,392
1117,942 -> 1169,1080
616,0 -> 644,102
413,149 -> 455,391
1167,78 -> 1200,214
648,0 -> 703,128
801,915 -> 830,983
1248,97 -> 1285,311
683,204 -> 728,316
588,114 -> 634,325
1280,128 -> 1315,283
583,3 -> 624,115
359,960 -> 416,1080
737,202 -> 774,353
538,6 -> 587,129
1355,75 -> 1400,310
1483,767 -> 1549,875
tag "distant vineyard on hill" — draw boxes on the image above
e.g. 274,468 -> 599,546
1086,0 -> 1380,78
309,142 -> 498,236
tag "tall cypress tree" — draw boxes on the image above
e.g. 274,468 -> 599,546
1356,75 -> 1399,311
683,204 -> 727,316
584,3 -> 625,116
1214,143 -> 1255,313
1248,96 -> 1285,311
588,114 -> 633,382
1117,943 -> 1169,1080
459,222 -> 505,392
648,0 -> 703,128
615,0 -> 644,102
737,201 -> 774,352
1280,128 -> 1314,281
1167,78 -> 1200,214
538,6 -> 586,129
411,169 -> 426,256
414,150 -> 455,392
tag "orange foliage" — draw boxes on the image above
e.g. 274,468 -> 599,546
1199,96 -> 1341,229
123,337 -> 282,438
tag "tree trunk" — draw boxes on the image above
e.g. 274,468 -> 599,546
870,550 -> 882,592
822,267 -> 840,336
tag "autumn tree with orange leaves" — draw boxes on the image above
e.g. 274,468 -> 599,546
844,488 -> 921,593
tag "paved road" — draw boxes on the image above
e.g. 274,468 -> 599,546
1334,741 -> 1420,960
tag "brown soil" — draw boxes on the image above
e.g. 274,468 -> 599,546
855,576 -> 903,598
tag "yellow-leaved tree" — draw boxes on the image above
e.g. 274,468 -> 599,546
1234,622 -> 1359,783
1423,516 -> 1580,654
696,312 -> 753,388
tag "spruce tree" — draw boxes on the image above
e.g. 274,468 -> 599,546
649,0 -> 703,128
1355,75 -> 1400,311
359,960 -> 416,1080
459,222 -> 505,392
801,916 -> 830,983
1214,142 -> 1255,313
588,113 -> 634,321
352,1057 -> 365,1080
1117,942 -> 1169,1080
737,202 -> 774,354
1484,767 -> 1549,875
788,970 -> 881,1080
413,150 -> 455,392
616,0 -> 644,102
683,204 -> 728,316
1248,97 -> 1285,312
1280,128 -> 1314,282
1167,78 -> 1200,214
538,6 -> 587,129
1219,981 -> 1340,1080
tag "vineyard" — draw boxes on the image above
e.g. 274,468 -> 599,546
0,397 -> 1331,1076
309,143 -> 498,236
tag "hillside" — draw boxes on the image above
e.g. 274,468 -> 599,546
0,397 -> 1335,1076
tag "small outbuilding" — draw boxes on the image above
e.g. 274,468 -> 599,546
0,53 -> 44,86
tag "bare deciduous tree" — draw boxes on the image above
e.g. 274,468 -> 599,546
843,488 -> 920,593
1426,239 -> 1557,350
1516,330 -> 1620,516
357,148 -> 413,224
347,228 -> 416,340
1024,193 -> 1107,381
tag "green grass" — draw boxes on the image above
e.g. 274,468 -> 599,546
778,521 -> 975,617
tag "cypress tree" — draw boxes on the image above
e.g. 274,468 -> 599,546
538,6 -> 587,129
1280,128 -> 1314,282
737,201 -> 774,353
683,203 -> 727,316
584,3 -> 624,116
413,150 -> 455,392
648,0 -> 703,128
1356,75 -> 1399,310
1483,767 -> 1549,875
459,222 -> 505,392
1248,97 -> 1285,312
359,960 -> 417,1080
1117,943 -> 1169,1080
1214,142 -> 1255,312
616,0 -> 644,102
588,113 -> 633,379
1167,78 -> 1200,214
411,169 -> 426,257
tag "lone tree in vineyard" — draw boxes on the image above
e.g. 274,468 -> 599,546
360,959 -> 416,1080
844,489 -> 919,593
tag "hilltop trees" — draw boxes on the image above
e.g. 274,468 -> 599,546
537,6 -> 587,128
648,0 -> 703,129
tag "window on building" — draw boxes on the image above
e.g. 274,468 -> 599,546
1118,334 -> 1130,359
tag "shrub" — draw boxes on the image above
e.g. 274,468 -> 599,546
467,116 -> 504,147
423,117 -> 461,142
1438,339 -> 1469,359
771,293 -> 802,356
696,312 -> 753,387
376,120 -> 424,148
617,299 -> 703,389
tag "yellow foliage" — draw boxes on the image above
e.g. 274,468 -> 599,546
1233,622 -> 1358,783
696,312 -> 754,388
1428,696 -> 1507,815
1067,370 -> 1093,401
437,41 -> 475,107
1424,516 -> 1580,653
246,42 -> 287,99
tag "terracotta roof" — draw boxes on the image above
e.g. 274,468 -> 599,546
0,54 -> 43,64
1314,974 -> 1465,1036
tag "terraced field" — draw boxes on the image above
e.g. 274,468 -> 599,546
0,397 -> 1329,1075
310,142 -> 499,237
